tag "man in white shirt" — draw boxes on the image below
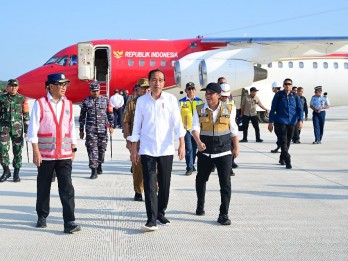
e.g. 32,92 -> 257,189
109,89 -> 124,128
27,73 -> 81,234
128,69 -> 186,232
191,82 -> 239,225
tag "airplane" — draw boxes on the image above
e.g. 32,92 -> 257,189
16,36 -> 348,122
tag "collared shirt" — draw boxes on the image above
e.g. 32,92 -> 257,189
109,93 -> 124,108
191,101 -> 238,158
27,93 -> 77,159
128,91 -> 186,157
241,95 -> 263,116
310,95 -> 330,110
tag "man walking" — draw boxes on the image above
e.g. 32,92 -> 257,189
0,79 -> 30,183
79,81 -> 114,179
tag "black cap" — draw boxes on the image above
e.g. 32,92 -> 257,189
314,86 -> 322,91
47,73 -> 70,84
8,79 -> 19,86
201,82 -> 221,94
250,87 -> 259,92
186,82 -> 195,89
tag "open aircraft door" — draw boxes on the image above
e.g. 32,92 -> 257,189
77,42 -> 95,80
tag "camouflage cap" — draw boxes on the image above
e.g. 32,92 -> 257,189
8,79 -> 19,86
137,78 -> 149,87
89,81 -> 100,91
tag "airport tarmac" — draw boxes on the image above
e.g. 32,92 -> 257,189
0,105 -> 347,261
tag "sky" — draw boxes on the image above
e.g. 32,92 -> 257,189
1,0 -> 348,80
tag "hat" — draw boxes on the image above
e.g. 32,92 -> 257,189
137,78 -> 149,87
89,81 -> 100,91
220,83 -> 231,97
272,82 -> 281,89
185,82 -> 195,89
7,79 -> 19,86
201,82 -> 221,94
250,87 -> 259,92
314,86 -> 322,91
47,73 -> 70,84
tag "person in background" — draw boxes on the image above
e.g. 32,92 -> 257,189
79,81 -> 114,179
123,78 -> 150,201
0,79 -> 30,183
178,82 -> 203,176
310,86 -> 330,144
240,87 -> 269,142
27,73 -> 81,233
270,81 -> 282,153
268,78 -> 303,169
191,82 -> 239,225
128,69 -> 185,232
109,89 -> 124,128
292,86 -> 298,94
292,86 -> 308,143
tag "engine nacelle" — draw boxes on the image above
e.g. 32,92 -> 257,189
174,59 -> 202,89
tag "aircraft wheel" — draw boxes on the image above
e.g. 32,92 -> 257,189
257,111 -> 269,123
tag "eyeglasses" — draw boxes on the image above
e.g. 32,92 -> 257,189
284,82 -> 292,85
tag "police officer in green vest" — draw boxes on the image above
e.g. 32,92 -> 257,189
0,79 -> 30,182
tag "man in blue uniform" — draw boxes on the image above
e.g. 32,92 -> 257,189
79,81 -> 114,179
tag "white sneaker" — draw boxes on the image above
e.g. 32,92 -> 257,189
141,224 -> 158,232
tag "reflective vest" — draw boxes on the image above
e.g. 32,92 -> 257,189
197,102 -> 232,154
37,96 -> 73,159
179,97 -> 203,130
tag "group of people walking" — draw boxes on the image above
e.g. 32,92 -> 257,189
0,71 -> 331,233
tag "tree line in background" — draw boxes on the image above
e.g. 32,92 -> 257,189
0,81 -> 6,92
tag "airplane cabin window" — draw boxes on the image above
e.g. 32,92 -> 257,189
150,60 -> 155,67
44,56 -> 59,65
267,63 -> 272,68
139,60 -> 145,66
161,60 -> 166,67
299,62 -> 304,68
323,62 -> 328,69
69,55 -> 78,66
313,62 -> 318,69
56,56 -> 68,66
334,62 -> 338,69
128,60 -> 134,66
278,62 -> 283,68
345,62 -> 348,69
288,62 -> 293,68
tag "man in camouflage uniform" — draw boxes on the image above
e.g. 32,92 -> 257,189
0,79 -> 30,182
123,78 -> 150,201
79,81 -> 114,179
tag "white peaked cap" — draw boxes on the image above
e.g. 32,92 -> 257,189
272,81 -> 281,88
220,83 -> 231,97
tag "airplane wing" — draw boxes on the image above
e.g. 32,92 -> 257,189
175,36 -> 348,89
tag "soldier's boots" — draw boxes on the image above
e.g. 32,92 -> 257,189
90,168 -> 98,179
97,163 -> 103,175
13,168 -> 21,183
0,166 -> 11,182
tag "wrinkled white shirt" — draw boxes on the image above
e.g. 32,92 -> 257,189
128,91 -> 186,156
109,93 -> 124,108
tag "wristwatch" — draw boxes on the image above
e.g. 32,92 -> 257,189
72,148 -> 77,152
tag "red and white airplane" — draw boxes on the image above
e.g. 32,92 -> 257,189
16,36 -> 348,120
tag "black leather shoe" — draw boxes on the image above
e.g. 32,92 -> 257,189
232,162 -> 238,168
90,168 -> 98,179
279,159 -> 285,165
36,217 -> 47,228
239,139 -> 248,142
64,221 -> 81,233
185,170 -> 193,176
271,147 -> 280,153
230,168 -> 235,176
256,139 -> 263,142
196,208 -> 205,216
286,163 -> 292,169
97,163 -> 103,174
134,193 -> 143,201
217,214 -> 231,225
157,215 -> 170,225
0,166 -> 11,183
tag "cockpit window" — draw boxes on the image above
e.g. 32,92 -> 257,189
69,55 -> 78,66
56,56 -> 68,66
44,56 -> 59,65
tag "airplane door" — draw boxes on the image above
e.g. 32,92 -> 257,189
77,42 -> 95,80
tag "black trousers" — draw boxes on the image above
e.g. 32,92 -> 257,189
275,123 -> 295,164
141,155 -> 173,226
36,159 -> 75,223
196,153 -> 232,215
242,115 -> 260,140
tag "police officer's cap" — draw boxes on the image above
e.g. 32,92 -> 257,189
47,73 -> 70,84
186,82 -> 195,89
7,79 -> 19,86
89,81 -> 100,91
137,78 -> 150,87
201,82 -> 221,94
